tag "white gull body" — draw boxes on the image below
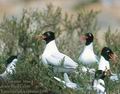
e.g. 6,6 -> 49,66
99,56 -> 119,81
0,59 -> 18,79
42,40 -> 78,72
93,79 -> 106,94
93,56 -> 108,94
79,43 -> 98,65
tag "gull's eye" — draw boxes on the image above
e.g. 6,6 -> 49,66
107,50 -> 110,53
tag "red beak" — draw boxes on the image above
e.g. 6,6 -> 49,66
34,35 -> 46,40
109,53 -> 118,63
80,35 -> 87,42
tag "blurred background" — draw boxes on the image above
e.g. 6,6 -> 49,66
0,0 -> 120,45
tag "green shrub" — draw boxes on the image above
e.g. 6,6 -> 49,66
1,4 -> 120,94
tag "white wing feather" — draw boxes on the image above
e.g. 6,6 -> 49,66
44,52 -> 78,69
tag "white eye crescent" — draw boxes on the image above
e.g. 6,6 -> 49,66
107,50 -> 110,53
47,33 -> 50,36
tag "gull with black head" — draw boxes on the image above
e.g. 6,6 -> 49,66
93,47 -> 117,94
79,32 -> 98,65
78,33 -> 98,73
36,31 -> 78,73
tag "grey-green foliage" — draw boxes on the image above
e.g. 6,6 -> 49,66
0,5 -> 62,58
0,5 -> 100,94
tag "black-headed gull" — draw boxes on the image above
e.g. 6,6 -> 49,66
0,55 -> 18,79
79,33 -> 98,65
93,47 -> 117,94
36,31 -> 78,72
54,73 -> 80,89
78,33 -> 98,74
